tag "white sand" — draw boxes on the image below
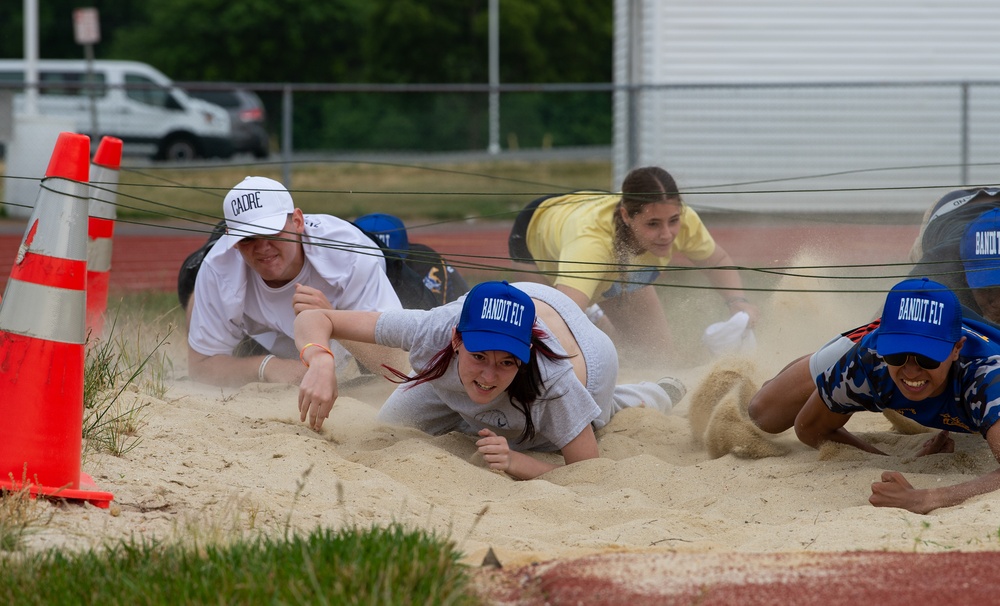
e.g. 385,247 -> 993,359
23,253 -> 1000,566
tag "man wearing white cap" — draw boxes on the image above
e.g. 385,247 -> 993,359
187,176 -> 405,387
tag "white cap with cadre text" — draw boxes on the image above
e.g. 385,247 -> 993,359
219,176 -> 294,249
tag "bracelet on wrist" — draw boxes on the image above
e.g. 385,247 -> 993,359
299,342 -> 335,367
725,296 -> 749,306
258,354 -> 276,382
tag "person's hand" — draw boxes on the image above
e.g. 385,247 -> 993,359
293,284 -> 334,314
916,430 -> 954,457
476,428 -> 512,473
297,353 -> 337,430
870,470 -> 932,514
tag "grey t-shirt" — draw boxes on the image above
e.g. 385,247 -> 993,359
374,300 -> 602,451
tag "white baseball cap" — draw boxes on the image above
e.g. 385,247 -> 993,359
219,176 -> 295,249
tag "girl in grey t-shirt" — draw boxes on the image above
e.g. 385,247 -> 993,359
296,281 -> 676,479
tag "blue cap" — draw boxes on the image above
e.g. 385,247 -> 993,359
354,213 -> 409,252
960,208 -> 1000,288
878,278 -> 962,362
457,281 -> 535,363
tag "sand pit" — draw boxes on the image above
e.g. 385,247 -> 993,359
16,249 -> 1000,601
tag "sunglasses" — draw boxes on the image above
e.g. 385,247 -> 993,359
881,353 -> 941,370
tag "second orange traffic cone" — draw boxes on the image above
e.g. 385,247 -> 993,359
86,136 -> 123,340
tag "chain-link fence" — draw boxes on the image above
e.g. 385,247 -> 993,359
3,77 -> 1000,214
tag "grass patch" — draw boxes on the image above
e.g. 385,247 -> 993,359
57,296 -> 480,604
83,298 -> 177,458
113,157 -> 613,224
0,524 -> 478,605
0,483 -> 53,553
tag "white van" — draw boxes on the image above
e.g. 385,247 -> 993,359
0,59 -> 232,160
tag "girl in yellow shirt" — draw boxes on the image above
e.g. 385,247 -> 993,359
508,166 -> 757,362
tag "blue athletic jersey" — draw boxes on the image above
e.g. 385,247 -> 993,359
815,318 -> 1000,436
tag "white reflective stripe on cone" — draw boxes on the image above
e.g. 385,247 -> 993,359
30,179 -> 90,261
0,280 -> 87,344
88,164 -> 118,220
87,237 -> 113,272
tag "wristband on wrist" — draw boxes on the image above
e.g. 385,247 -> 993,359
299,342 -> 335,367
725,296 -> 749,306
258,354 -> 276,382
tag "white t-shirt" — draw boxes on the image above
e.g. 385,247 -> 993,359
189,214 -> 402,367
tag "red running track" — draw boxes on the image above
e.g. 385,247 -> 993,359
0,217 -> 921,295
479,549 -> 1000,605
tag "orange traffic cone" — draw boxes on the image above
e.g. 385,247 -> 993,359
0,132 -> 114,508
86,136 -> 123,339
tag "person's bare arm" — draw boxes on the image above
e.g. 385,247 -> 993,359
476,425 -> 600,480
186,289 -> 312,387
187,347 -> 307,387
692,245 -> 759,324
794,391 -> 888,455
293,307 -> 406,374
292,284 -> 407,377
294,309 -> 410,429
869,423 -> 1000,514
600,285 -> 671,358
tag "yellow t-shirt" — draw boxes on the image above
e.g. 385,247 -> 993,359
524,192 -> 717,302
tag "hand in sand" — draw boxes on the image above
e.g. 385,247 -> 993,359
870,471 -> 931,514
915,430 -> 954,457
477,429 -> 512,473
293,283 -> 333,314
298,353 -> 337,430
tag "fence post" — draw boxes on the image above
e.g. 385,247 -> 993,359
282,84 -> 293,190
961,82 -> 969,186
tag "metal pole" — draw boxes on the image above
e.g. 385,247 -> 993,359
282,84 -> 293,189
961,82 -> 969,186
84,43 -> 99,138
24,0 -> 38,115
626,0 -> 640,171
488,0 -> 500,154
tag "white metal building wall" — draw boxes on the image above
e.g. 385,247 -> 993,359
613,0 -> 1000,212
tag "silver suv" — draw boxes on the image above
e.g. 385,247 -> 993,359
186,87 -> 270,158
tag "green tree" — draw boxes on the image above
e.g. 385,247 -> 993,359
361,0 -> 610,84
355,0 -> 611,150
0,1 -> 146,61
2,0 -> 612,151
109,0 -> 371,83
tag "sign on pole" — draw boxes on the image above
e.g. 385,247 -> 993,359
73,8 -> 101,140
73,8 -> 101,45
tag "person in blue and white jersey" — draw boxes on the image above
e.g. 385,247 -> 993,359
748,278 -> 1000,514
